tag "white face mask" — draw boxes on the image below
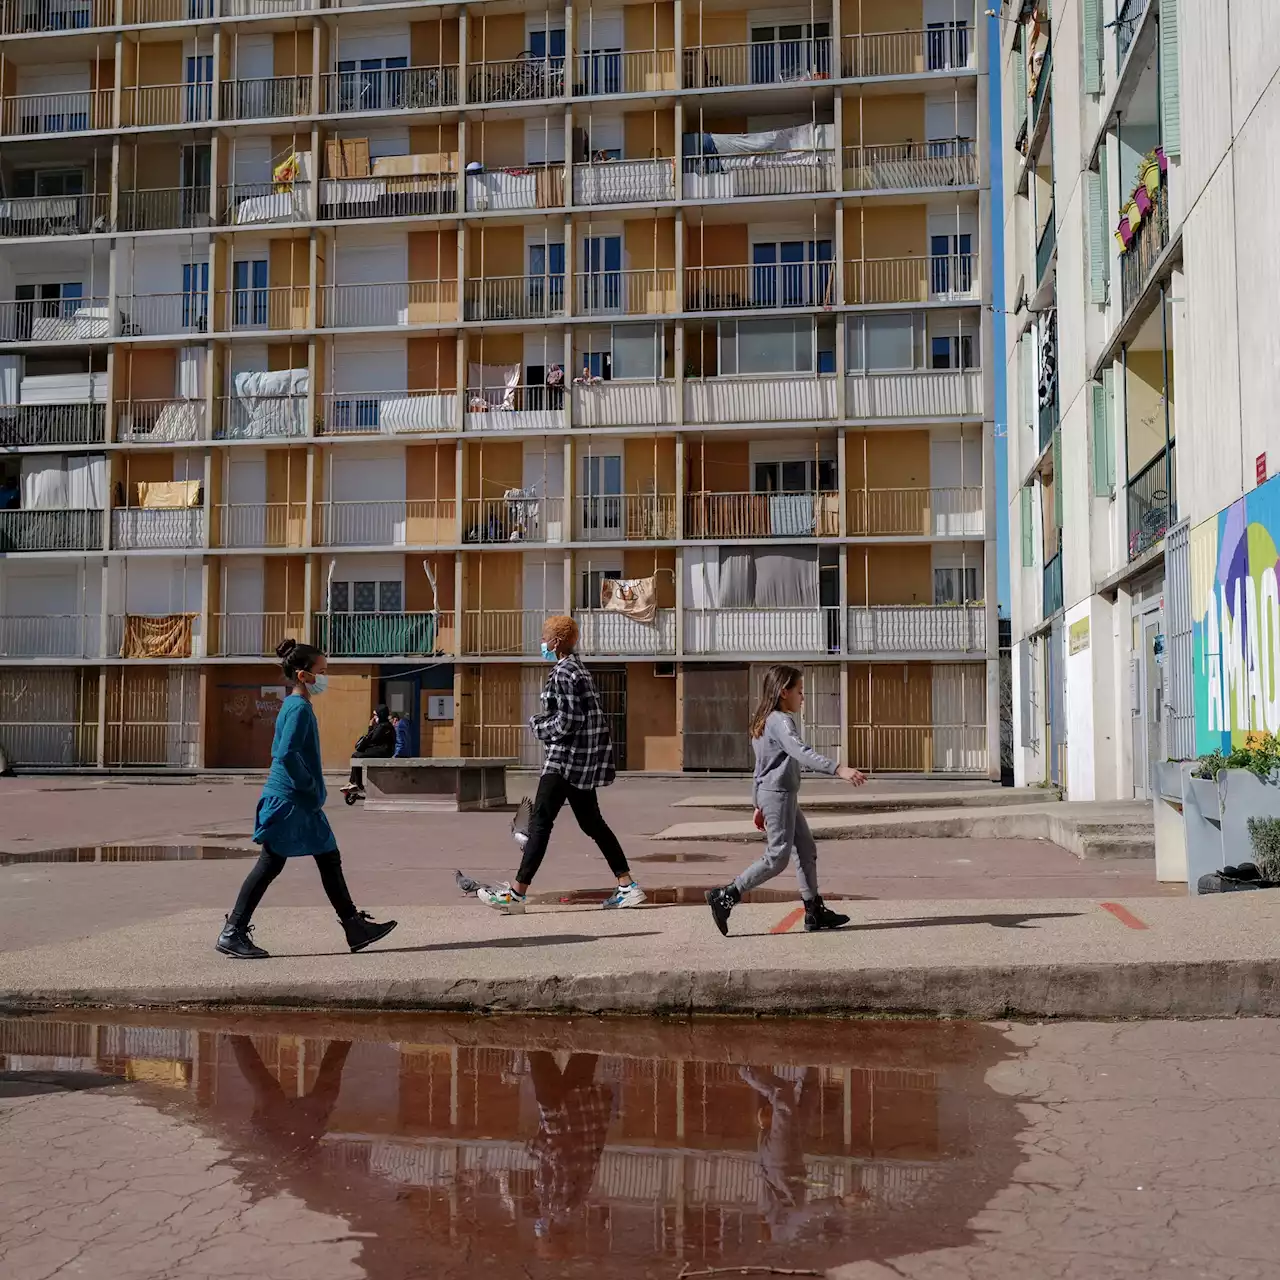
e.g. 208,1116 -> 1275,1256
309,673 -> 328,696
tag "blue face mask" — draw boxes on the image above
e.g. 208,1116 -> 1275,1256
309,673 -> 329,696
540,642 -> 559,663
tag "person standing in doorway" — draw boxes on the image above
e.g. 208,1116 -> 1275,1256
391,711 -> 412,758
215,638 -> 398,959
478,614 -> 644,913
706,664 -> 865,936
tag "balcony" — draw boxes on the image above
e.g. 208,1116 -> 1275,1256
220,75 -> 311,121
465,166 -> 564,213
684,607 -> 841,656
119,82 -> 212,127
0,297 -> 111,344
118,187 -> 211,232
211,612 -> 305,659
571,379 -> 677,427
572,50 -> 676,95
322,281 -> 457,330
320,172 -> 457,220
320,65 -> 458,114
574,158 -> 675,205
314,500 -> 456,548
683,37 -> 832,89
1038,386 -> 1058,454
1042,551 -> 1063,618
576,269 -> 676,317
846,369 -> 983,420
1031,45 -> 1052,127
682,150 -> 836,199
1127,444 -> 1175,562
467,55 -> 565,104
684,375 -> 838,425
214,502 -> 306,549
846,605 -> 986,655
845,254 -> 977,304
0,192 -> 109,238
574,494 -> 675,541
462,496 -> 563,544
1,89 -> 112,137
465,384 -> 563,431
223,181 -> 311,226
464,275 -> 565,322
1,0 -> 113,33
844,139 -> 977,192
0,615 -> 100,659
116,399 -> 205,444
684,492 -> 840,539
109,613 -> 198,659
220,286 -> 309,333
848,723 -> 987,774
1035,205 -> 1056,286
0,509 -> 102,552
1117,0 -> 1149,63
315,610 -> 451,658
110,507 -> 204,550
121,292 -> 208,337
574,609 -> 676,656
848,486 -> 984,537
0,401 -> 103,447
1121,171 -> 1169,315
462,609 -> 543,657
685,261 -> 835,312
215,394 -> 308,441
842,26 -> 973,77
320,389 -> 457,436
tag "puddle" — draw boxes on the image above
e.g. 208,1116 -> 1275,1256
632,851 -> 728,863
0,1010 -> 1025,1277
0,844 -> 258,866
530,885 -> 870,905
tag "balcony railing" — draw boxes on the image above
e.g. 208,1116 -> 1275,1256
220,75 -> 312,120
108,613 -> 199,660
314,500 -> 456,547
685,261 -> 835,311
845,369 -> 983,420
119,82 -> 212,127
683,38 -> 832,89
684,375 -> 838,425
1116,0 -> 1149,63
1035,204 -> 1056,285
321,281 -> 457,329
111,507 -> 205,550
464,274 -> 566,321
462,496 -> 564,544
465,166 -> 564,213
1127,444 -> 1175,561
223,181 -> 311,226
1,0 -> 113,33
0,615 -> 99,659
684,492 -> 840,539
573,49 -> 676,95
118,187 -> 211,232
684,607 -> 841,655
0,193 -> 109,238
571,380 -> 677,428
848,723 -> 987,774
320,172 -> 457,220
220,285 -> 309,332
214,502 -> 307,548
116,399 -> 205,443
212,612 -> 306,658
845,254 -> 977,304
215,394 -> 308,440
575,268 -> 676,317
842,26 -> 973,77
462,609 -> 545,657
319,389 -> 457,435
848,486 -> 984,537
466,383 -> 565,432
1121,173 -> 1169,315
574,494 -> 676,541
574,158 -> 675,205
467,55 -> 565,104
0,509 -> 102,552
682,150 -> 837,198
846,605 -> 986,655
0,401 -> 103,447
843,139 -> 977,192
320,64 -> 458,114
1,89 -> 112,136
315,611 -> 450,658
1038,385 -> 1058,454
1042,551 -> 1063,618
1031,44 -> 1052,126
0,297 -> 110,343
122,292 -> 209,337
574,609 -> 676,656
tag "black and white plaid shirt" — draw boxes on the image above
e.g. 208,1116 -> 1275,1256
530,653 -> 616,789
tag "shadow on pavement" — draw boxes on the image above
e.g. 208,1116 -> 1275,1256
273,931 -> 663,958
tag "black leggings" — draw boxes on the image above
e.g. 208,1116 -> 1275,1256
228,847 -> 356,928
516,771 -> 630,886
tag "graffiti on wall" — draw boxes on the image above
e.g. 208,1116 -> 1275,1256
1192,473 -> 1280,752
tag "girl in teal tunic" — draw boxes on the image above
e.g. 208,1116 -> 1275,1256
216,638 -> 398,960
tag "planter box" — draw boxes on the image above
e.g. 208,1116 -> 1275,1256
1155,760 -> 1185,803
1184,768 -> 1280,896
1152,761 -> 1190,884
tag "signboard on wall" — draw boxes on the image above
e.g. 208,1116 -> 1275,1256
1068,617 -> 1090,655
427,695 -> 455,721
1192,471 -> 1280,752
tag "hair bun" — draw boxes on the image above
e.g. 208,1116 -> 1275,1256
275,638 -> 298,661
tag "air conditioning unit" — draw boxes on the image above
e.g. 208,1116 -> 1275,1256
654,662 -> 676,678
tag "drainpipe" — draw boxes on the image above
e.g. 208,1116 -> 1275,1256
1159,281 -> 1171,528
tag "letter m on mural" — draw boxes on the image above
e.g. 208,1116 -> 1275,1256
1192,474 -> 1280,751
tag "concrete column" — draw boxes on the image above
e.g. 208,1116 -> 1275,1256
563,434 -> 574,549
563,327 -> 573,428
458,8 -> 468,106
455,326 -> 467,431
673,100 -> 684,200
454,432 -> 465,544
457,117 -> 468,220
211,27 -> 223,122
95,663 -> 108,769
674,0 -> 684,89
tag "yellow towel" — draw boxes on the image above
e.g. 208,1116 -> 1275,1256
137,479 -> 202,509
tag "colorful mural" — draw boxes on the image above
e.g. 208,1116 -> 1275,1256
1192,472 -> 1280,753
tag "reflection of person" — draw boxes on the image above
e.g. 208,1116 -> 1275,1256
230,1034 -> 351,1158
526,1052 -> 614,1239
740,1065 -> 821,1242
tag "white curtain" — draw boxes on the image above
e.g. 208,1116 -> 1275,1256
0,354 -> 18,405
66,455 -> 106,509
682,546 -> 720,609
20,457 -> 68,509
178,347 -> 206,400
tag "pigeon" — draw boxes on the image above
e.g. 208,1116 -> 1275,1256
511,796 -> 532,849
455,869 -> 482,895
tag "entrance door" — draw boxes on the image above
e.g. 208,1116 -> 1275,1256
383,678 -> 418,755
1133,613 -> 1164,801
1046,621 -> 1066,787
582,453 -> 622,539
593,666 -> 627,770
683,664 -> 752,770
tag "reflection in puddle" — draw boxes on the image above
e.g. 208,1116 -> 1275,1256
0,1012 -> 1024,1277
533,885 -> 866,905
632,851 -> 728,864
0,844 -> 257,866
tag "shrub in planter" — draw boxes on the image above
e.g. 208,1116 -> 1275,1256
1247,817 -> 1280,882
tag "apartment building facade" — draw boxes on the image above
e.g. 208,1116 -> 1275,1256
0,0 -> 996,775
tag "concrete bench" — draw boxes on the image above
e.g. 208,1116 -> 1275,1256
350,757 -> 515,813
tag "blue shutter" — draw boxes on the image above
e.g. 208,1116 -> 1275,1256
1082,0 -> 1102,95
1088,165 -> 1108,304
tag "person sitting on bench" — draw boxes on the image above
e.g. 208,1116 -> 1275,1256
341,704 -> 397,796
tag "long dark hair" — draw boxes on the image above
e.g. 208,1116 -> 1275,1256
276,638 -> 323,685
749,664 -> 802,739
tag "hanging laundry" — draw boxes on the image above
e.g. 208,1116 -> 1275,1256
600,576 -> 658,623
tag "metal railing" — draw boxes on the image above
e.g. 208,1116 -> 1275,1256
845,253 -> 976,303
320,389 -> 457,434
116,399 -> 205,443
1,89 -> 111,135
684,374 -> 838,424
321,281 -> 457,329
0,193 -> 109,237
574,608 -> 677,656
320,64 -> 458,113
465,382 -> 566,425
1121,173 -> 1168,315
222,181 -> 311,225
465,165 -> 564,212
684,492 -> 838,539
467,55 -> 565,104
1035,205 -> 1056,285
0,401 -> 103,447
574,158 -> 675,205
1116,0 -> 1149,64
315,611 -> 449,658
683,38 -> 833,89
0,508 -> 102,552
314,499 -> 456,547
462,495 -> 563,544
0,615 -> 98,658
685,261 -> 836,311
1127,444 -> 1175,562
464,274 -> 566,321
1031,44 -> 1052,126
1,0 -> 113,33
843,139 -> 977,191
846,605 -> 986,654
219,285 -> 309,331
575,494 -> 676,540
683,607 -> 842,655
126,0 -> 211,22
111,507 -> 204,550
848,486 -> 984,536
847,723 -> 987,774
220,74 -> 311,120
118,187 -> 211,231
461,609 -> 545,657
576,268 -> 675,316
212,612 -> 306,658
119,82 -> 212,127
321,172 -> 457,220
573,49 -> 675,95
0,296 -> 110,343
122,292 -> 209,336
682,150 -> 836,197
214,502 -> 307,548
1042,551 -> 1063,618
842,25 -> 973,77
215,394 -> 308,440
1038,385 -> 1058,454
571,379 -> 678,428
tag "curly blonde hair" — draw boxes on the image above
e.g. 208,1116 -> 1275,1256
542,614 -> 579,655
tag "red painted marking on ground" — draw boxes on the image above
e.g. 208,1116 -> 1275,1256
1100,902 -> 1149,930
770,907 -> 805,935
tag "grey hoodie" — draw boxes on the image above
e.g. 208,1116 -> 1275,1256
751,710 -> 838,805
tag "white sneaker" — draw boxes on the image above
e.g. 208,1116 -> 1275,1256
601,882 -> 646,910
478,882 -> 527,914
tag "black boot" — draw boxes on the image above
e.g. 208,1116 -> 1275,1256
215,917 -> 269,959
706,884 -> 741,937
343,910 -> 398,953
803,896 -> 849,932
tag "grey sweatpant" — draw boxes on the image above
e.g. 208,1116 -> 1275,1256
733,789 -> 819,901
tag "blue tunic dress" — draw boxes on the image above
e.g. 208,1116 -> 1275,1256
253,694 -> 337,858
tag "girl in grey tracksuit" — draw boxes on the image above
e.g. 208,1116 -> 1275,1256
706,664 -> 865,936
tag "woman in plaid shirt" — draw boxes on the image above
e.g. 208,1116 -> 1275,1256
479,615 -> 645,913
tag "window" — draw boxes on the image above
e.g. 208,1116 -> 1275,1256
336,57 -> 409,112
750,240 -> 833,307
582,455 -> 623,534
331,397 -> 381,430
580,567 -> 621,609
185,55 -> 213,122
581,235 -> 622,311
530,27 -> 567,68
232,259 -> 268,326
611,322 -> 659,380
934,566 -> 980,605
528,242 -> 565,313
581,351 -> 612,380
750,22 -> 831,83
378,581 -> 402,612
328,580 -> 402,613
14,168 -> 85,198
720,318 -> 821,376
931,334 -> 975,370
848,313 -> 920,372
181,262 -> 209,330
931,233 -> 973,295
330,581 -> 350,612
927,21 -> 971,71
14,282 -> 83,339
754,459 -> 836,493
580,48 -> 622,95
